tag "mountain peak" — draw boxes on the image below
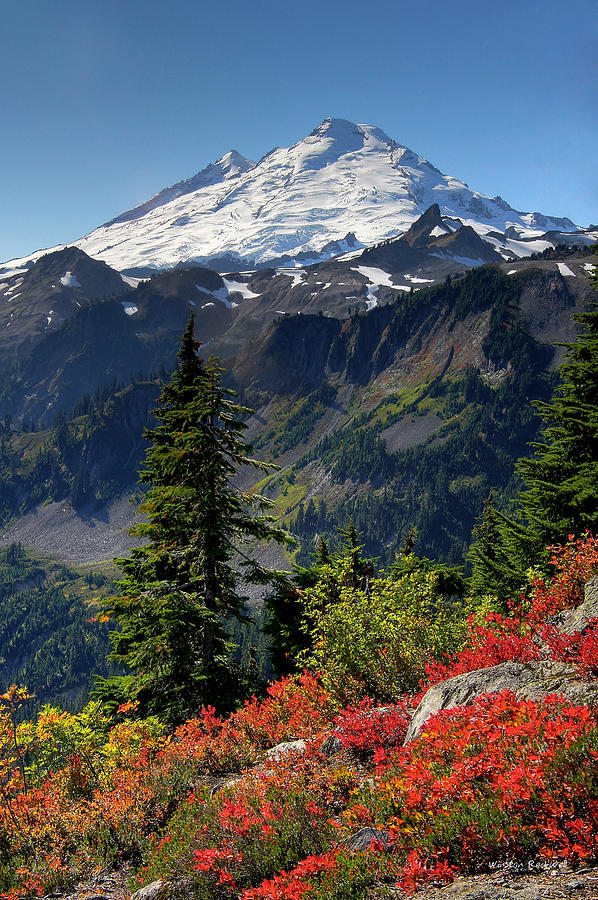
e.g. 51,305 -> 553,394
401,204 -> 444,248
105,150 -> 255,228
5,119 -> 582,274
213,149 -> 255,179
310,117 -> 397,150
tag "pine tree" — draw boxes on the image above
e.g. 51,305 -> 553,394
467,491 -> 530,607
517,263 -> 598,546
264,537 -> 330,678
97,316 -> 289,722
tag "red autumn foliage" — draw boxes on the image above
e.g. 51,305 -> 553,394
2,536 -> 598,897
424,534 -> 598,688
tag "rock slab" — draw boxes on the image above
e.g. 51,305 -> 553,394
405,659 -> 598,743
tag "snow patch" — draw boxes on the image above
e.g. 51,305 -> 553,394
196,282 -> 238,309
202,302 -> 215,308
121,302 -> 139,316
405,274 -> 434,284
583,263 -> 596,273
352,265 -> 396,310
429,225 -> 448,238
352,265 -> 394,288
121,274 -> 143,288
276,268 -> 306,289
60,271 -> 82,288
0,268 -> 27,279
557,263 -> 576,277
337,249 -> 364,261
431,252 -> 485,267
6,278 -> 24,294
507,269 -> 518,275
222,277 -> 260,299
364,290 -> 378,310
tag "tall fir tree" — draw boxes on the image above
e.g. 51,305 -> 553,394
517,262 -> 598,547
97,316 -> 289,722
264,537 -> 330,678
466,490 -> 531,607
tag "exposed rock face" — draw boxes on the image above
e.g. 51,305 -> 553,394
130,882 -> 170,900
343,826 -> 392,851
549,576 -> 598,635
405,578 -> 598,744
405,660 -> 598,744
264,739 -> 306,760
129,879 -> 194,900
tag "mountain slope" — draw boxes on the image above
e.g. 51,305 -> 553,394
1,250 -> 595,568
233,254 -> 598,564
4,118 -> 594,275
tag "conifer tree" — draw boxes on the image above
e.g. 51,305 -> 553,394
264,537 -> 330,678
467,491 -> 530,607
517,264 -> 598,546
98,316 -> 288,722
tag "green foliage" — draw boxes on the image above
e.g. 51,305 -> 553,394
300,536 -> 467,704
467,491 -> 533,607
518,259 -> 598,546
0,379 -> 159,526
100,316 -> 290,722
253,382 -> 337,455
294,364 -> 553,566
263,537 -> 331,679
0,545 -> 118,711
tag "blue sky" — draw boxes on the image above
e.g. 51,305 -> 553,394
1,0 -> 596,262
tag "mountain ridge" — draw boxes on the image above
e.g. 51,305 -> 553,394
4,118 -> 593,275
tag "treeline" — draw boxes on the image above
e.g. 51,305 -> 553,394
0,377 -> 161,525
293,364 -> 556,566
0,544 -> 118,711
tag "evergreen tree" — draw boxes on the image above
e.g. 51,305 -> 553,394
517,264 -> 598,546
264,537 -> 329,678
264,525 -> 377,678
466,491 -> 530,607
97,316 -> 289,722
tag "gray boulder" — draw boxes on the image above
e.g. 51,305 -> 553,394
130,882 -> 170,900
405,577 -> 598,744
320,733 -> 344,756
548,575 -> 598,635
129,879 -> 195,900
343,826 -> 392,852
265,739 -> 306,760
405,659 -> 598,743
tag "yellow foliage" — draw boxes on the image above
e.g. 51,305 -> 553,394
301,564 -> 467,705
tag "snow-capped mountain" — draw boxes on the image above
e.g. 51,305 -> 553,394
3,118 -> 591,274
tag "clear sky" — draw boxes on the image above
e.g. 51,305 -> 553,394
1,0 -> 596,262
